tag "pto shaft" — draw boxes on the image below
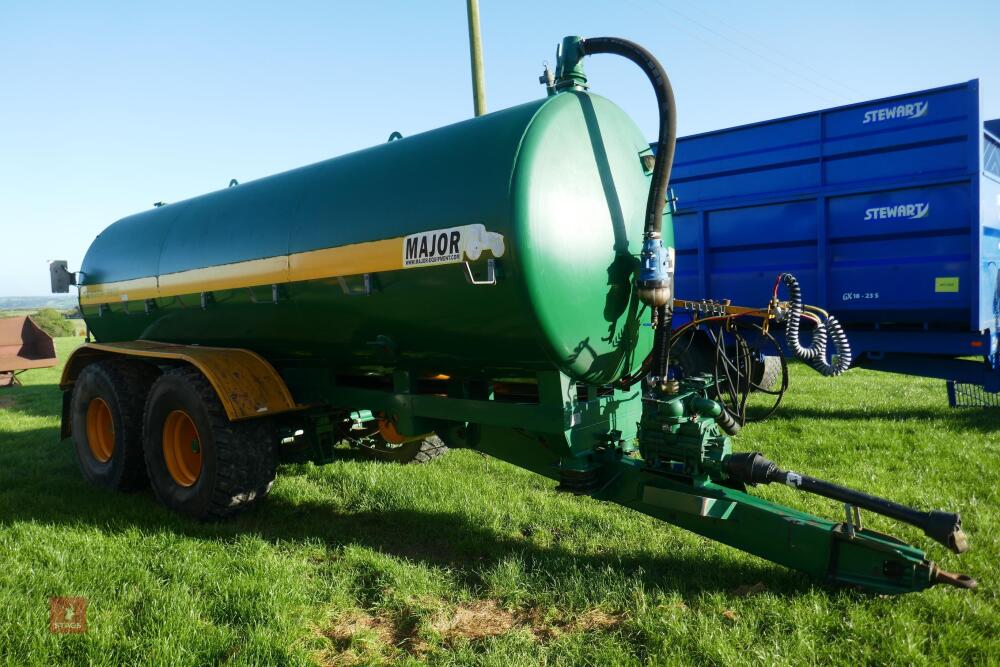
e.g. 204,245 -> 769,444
726,452 -> 968,554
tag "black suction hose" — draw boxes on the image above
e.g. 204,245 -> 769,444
580,37 -> 678,380
580,37 -> 677,239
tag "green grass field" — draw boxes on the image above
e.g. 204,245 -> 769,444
1,338 -> 997,665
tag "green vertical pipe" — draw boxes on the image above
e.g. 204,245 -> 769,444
466,0 -> 487,116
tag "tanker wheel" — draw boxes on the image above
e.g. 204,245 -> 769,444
354,435 -> 449,464
671,331 -> 715,379
750,354 -> 783,393
142,366 -> 277,520
71,359 -> 159,491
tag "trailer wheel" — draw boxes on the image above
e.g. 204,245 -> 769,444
672,331 -> 715,379
750,355 -> 783,393
355,435 -> 449,464
142,367 -> 277,520
71,360 -> 158,491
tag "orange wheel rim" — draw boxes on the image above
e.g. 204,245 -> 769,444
376,414 -> 431,444
162,410 -> 203,487
86,397 -> 115,463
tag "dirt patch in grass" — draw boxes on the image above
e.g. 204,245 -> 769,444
318,601 -> 625,663
0,395 -> 15,410
321,610 -> 423,665
731,581 -> 768,597
575,608 -> 621,632
325,611 -> 394,645
432,600 -> 517,640
433,600 -> 624,643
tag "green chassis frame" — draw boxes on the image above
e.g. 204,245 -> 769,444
286,368 -> 969,595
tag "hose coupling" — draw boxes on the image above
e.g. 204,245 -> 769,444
724,452 -> 778,486
554,35 -> 588,91
637,234 -> 674,307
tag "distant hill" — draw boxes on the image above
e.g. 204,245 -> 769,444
0,295 -> 77,312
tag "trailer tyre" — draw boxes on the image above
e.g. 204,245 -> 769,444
750,354 -> 783,393
672,331 -> 715,379
357,435 -> 449,464
71,359 -> 158,492
142,367 -> 277,520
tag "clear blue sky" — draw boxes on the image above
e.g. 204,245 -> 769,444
2,1 -> 997,295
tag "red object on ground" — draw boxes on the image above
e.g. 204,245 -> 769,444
0,316 -> 58,386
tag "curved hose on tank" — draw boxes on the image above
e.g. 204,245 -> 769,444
581,37 -> 677,380
580,37 -> 677,239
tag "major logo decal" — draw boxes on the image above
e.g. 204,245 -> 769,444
403,224 -> 505,267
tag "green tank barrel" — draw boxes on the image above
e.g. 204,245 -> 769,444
79,91 -> 658,385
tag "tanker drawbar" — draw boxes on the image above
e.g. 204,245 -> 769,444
52,36 -> 975,594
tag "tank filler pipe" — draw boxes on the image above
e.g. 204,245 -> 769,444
570,37 -> 678,381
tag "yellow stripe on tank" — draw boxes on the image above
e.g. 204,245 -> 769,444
79,276 -> 160,305
157,256 -> 290,295
79,237 -> 406,306
289,238 -> 402,282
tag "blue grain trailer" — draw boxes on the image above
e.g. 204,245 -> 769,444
668,80 -> 1000,404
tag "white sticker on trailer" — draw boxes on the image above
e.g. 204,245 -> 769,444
402,224 -> 506,268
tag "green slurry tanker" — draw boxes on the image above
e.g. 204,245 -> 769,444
51,36 -> 975,594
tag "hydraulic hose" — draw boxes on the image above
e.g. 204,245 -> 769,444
779,273 -> 852,376
653,304 -> 672,382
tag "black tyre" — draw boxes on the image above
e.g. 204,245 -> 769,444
671,332 -> 715,379
71,360 -> 158,491
355,435 -> 449,464
750,354 -> 783,393
142,367 -> 277,520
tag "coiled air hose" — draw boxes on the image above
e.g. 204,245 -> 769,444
578,37 -> 677,380
779,273 -> 852,376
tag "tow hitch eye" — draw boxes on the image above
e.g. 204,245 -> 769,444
933,568 -> 978,589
